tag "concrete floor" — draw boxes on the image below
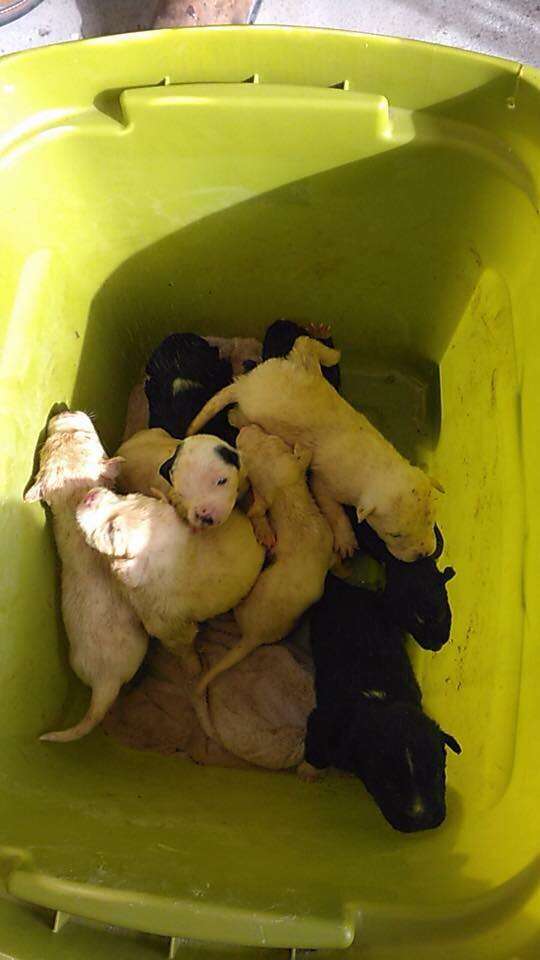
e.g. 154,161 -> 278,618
0,0 -> 539,65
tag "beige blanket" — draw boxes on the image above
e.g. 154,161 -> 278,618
103,617 -> 315,771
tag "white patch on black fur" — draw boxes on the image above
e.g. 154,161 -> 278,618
172,377 -> 201,396
405,747 -> 414,776
361,689 -> 387,700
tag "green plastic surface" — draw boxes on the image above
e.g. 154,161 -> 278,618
0,25 -> 539,959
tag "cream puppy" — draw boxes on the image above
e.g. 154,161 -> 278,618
188,337 -> 440,562
76,488 -> 265,671
116,429 -> 245,530
24,411 -> 148,741
195,425 -> 335,693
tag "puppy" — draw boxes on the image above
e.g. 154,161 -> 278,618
303,575 -> 461,832
76,488 -> 264,671
205,335 -> 262,376
262,319 -> 341,391
24,411 -> 148,741
123,335 -> 261,443
195,425 -> 335,693
145,332 -> 236,444
188,336 -> 440,562
351,516 -> 455,651
116,430 -> 246,530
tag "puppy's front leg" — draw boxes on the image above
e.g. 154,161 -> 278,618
310,475 -> 357,559
247,487 -> 276,551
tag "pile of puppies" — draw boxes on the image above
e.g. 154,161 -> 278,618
25,320 -> 459,833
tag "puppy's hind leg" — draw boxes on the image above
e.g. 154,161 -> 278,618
288,336 -> 340,374
310,475 -> 357,559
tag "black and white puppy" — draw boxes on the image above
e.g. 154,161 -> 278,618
116,430 -> 246,530
303,575 -> 461,833
145,332 -> 237,445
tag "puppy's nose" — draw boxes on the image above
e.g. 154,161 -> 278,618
196,512 -> 214,526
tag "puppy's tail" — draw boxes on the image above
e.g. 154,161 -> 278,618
289,335 -> 341,373
186,383 -> 239,436
40,682 -> 119,743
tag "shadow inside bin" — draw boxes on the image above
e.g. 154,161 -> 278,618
71,70 -> 539,457
68,166 -> 447,451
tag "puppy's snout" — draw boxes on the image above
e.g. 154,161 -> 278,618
196,511 -> 215,526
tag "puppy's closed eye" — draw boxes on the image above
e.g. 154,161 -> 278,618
216,477 -> 228,486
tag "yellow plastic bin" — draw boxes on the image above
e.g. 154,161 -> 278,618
1,25 -> 539,960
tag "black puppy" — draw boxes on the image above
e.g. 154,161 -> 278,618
305,575 -> 461,833
347,509 -> 455,652
261,319 -> 341,391
145,333 -> 237,445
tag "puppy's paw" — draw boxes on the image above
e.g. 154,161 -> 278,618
228,408 -> 250,429
307,321 -> 332,340
333,523 -> 357,559
251,515 -> 277,552
297,761 -> 327,782
103,516 -> 131,558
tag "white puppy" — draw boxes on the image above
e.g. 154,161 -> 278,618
116,429 -> 246,530
195,425 -> 335,693
76,488 -> 265,671
24,411 -> 148,741
188,337 -> 440,562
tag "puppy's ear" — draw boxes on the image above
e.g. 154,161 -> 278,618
293,442 -> 312,471
356,500 -> 376,524
103,456 -> 125,481
159,454 -> 176,485
442,731 -> 462,755
24,480 -> 43,503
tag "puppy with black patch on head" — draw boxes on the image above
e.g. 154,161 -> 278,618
116,430 -> 246,531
